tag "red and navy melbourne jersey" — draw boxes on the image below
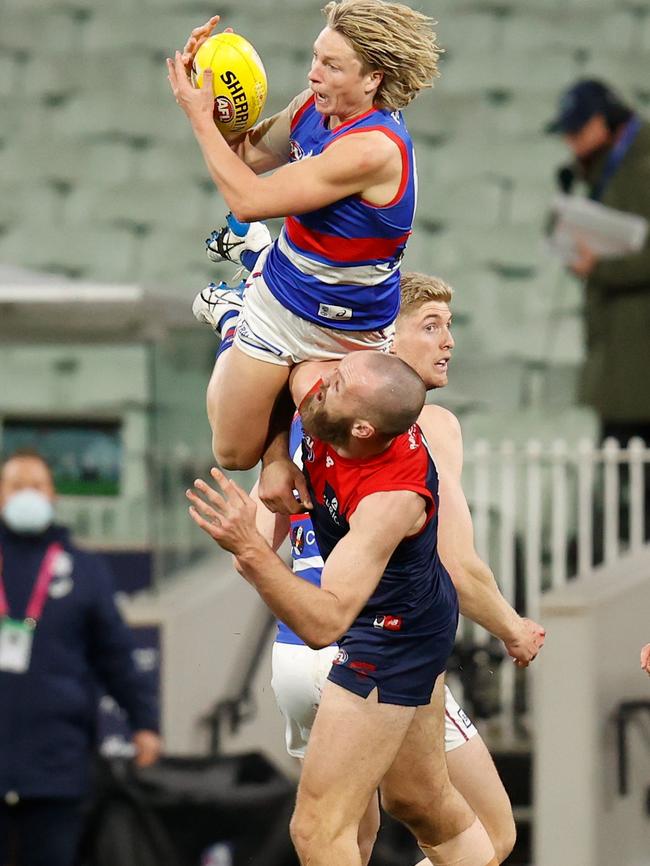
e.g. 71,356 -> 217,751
301,423 -> 450,623
275,414 -> 327,646
262,95 -> 417,331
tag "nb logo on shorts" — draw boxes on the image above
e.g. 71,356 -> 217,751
373,615 -> 403,632
318,303 -> 352,321
458,707 -> 473,729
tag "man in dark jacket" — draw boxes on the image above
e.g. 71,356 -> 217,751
548,79 -> 650,445
0,451 -> 161,866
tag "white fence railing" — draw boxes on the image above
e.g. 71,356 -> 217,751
56,434 -> 650,739
457,436 -> 650,741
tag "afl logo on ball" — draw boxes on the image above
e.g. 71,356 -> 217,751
333,648 -> 348,666
214,96 -> 235,124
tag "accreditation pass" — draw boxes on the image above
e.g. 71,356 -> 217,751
0,618 -> 34,673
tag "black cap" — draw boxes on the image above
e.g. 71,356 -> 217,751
546,79 -> 625,134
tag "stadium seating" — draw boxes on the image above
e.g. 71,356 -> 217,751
1,0 -> 624,437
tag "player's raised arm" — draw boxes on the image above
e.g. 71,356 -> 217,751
227,90 -> 313,174
248,480 -> 291,552
187,470 -> 425,649
419,406 -> 545,667
166,56 -> 400,222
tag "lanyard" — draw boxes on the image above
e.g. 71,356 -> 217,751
0,543 -> 64,628
590,115 -> 642,202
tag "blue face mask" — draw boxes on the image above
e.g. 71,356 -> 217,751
2,489 -> 54,535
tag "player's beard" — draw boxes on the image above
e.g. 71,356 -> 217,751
300,391 -> 353,449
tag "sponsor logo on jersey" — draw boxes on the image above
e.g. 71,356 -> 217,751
323,482 -> 341,525
373,614 -> 403,632
333,648 -> 348,665
318,303 -> 352,321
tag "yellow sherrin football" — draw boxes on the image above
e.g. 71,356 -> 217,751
192,32 -> 267,134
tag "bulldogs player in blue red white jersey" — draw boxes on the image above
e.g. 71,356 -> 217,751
186,344 -> 545,866
168,1 -> 440,471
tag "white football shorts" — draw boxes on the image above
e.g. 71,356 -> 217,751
234,249 -> 395,367
271,641 -> 477,759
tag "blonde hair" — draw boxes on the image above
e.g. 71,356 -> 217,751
322,0 -> 442,110
399,271 -> 453,315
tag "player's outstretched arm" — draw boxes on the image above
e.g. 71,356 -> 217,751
226,90 -> 314,175
187,471 -> 424,648
167,52 -> 397,221
229,479 -> 290,580
248,480 -> 291,552
419,406 -> 545,667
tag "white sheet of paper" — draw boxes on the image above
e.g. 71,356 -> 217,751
548,193 -> 648,263
0,619 -> 33,673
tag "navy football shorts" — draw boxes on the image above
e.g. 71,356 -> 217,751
327,587 -> 459,707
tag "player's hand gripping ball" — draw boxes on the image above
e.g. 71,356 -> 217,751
191,32 -> 267,134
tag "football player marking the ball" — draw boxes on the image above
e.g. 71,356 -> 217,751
251,273 -> 545,865
192,218 -> 544,861
187,351 -> 501,866
167,1 -> 441,470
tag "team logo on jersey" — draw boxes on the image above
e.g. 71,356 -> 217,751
407,425 -> 419,451
289,139 -> 313,162
49,551 -> 74,598
49,574 -> 73,599
325,454 -> 334,468
333,648 -> 348,665
373,614 -> 403,632
291,524 -> 305,556
303,434 -> 315,463
291,526 -> 305,556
